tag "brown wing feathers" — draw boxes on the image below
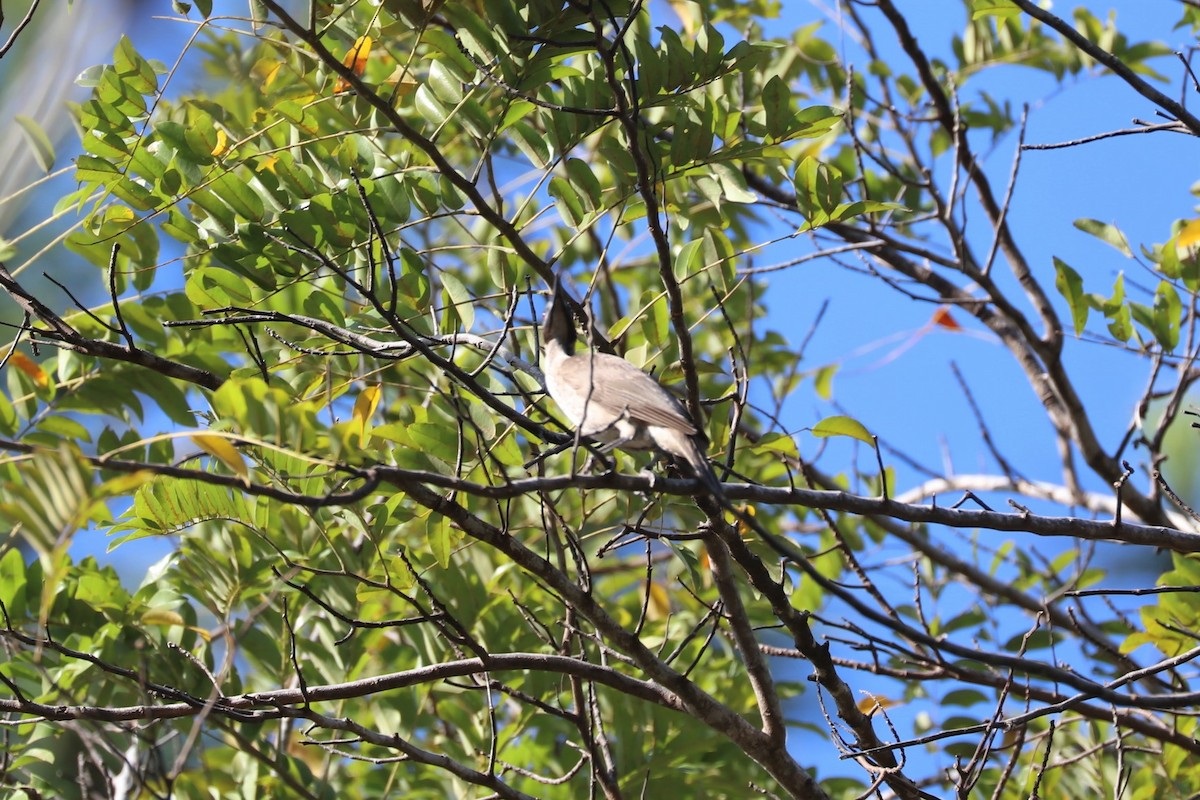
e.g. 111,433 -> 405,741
555,353 -> 698,435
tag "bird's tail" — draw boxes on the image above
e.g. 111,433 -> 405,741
682,436 -> 724,499
651,427 -> 725,498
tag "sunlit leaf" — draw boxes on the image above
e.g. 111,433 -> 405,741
192,434 -> 249,483
353,385 -> 381,442
7,351 -> 49,389
970,0 -> 1020,19
334,34 -> 372,93
1074,218 -> 1133,257
857,695 -> 901,714
811,415 -> 873,445
1053,257 -> 1088,335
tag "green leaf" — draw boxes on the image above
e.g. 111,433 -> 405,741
427,513 -> 459,569
185,266 -> 253,308
0,547 -> 28,620
427,58 -> 464,105
35,415 -> 92,443
1074,218 -> 1132,257
440,271 -> 474,331
813,364 -> 837,400
509,121 -> 551,168
0,390 -> 17,435
1107,303 -> 1133,343
753,432 -> 799,458
14,115 -> 56,172
210,171 -> 265,222
675,238 -> 705,280
1152,280 -> 1181,350
794,157 -> 842,226
565,158 -> 602,211
970,0 -> 1020,19
548,176 -> 585,227
1053,257 -> 1088,335
414,84 -> 449,127
761,75 -> 792,139
711,161 -> 757,204
811,415 -> 874,445
113,35 -> 158,96
830,200 -> 904,223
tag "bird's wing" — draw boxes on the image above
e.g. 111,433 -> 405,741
558,353 -> 698,435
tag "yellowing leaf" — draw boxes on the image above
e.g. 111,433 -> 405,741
645,581 -> 671,620
141,608 -> 185,627
1177,219 -> 1200,258
210,127 -> 227,157
811,414 -> 873,445
261,60 -> 283,89
8,351 -> 49,388
192,434 -> 249,483
97,470 -> 156,498
142,608 -> 212,641
857,694 -> 901,714
352,385 -> 381,441
384,66 -> 420,101
334,34 -> 372,93
734,504 -> 756,539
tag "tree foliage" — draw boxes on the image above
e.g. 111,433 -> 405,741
1,1 -> 1200,797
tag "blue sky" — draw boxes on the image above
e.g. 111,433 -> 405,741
769,2 -> 1197,499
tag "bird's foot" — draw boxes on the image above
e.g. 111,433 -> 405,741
638,467 -> 660,492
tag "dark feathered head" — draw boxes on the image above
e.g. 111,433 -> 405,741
541,278 -> 577,354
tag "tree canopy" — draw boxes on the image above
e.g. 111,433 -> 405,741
2,1 -> 1200,797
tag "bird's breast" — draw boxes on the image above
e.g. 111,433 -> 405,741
543,350 -> 655,446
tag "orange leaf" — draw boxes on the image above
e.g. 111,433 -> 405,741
857,694 -> 901,715
930,307 -> 961,330
334,35 -> 373,93
7,351 -> 48,388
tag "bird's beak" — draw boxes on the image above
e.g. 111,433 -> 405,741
542,278 -> 575,350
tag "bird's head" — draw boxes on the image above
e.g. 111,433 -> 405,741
541,278 -> 578,354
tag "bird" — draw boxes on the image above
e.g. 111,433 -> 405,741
539,278 -> 723,497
